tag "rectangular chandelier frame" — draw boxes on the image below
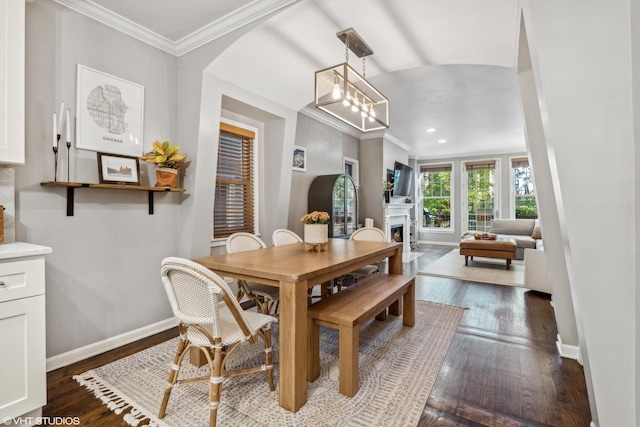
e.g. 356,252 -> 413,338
315,62 -> 389,132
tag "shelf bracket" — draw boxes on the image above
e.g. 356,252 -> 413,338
66,187 -> 75,216
148,191 -> 154,214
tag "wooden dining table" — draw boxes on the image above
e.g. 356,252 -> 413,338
193,238 -> 402,412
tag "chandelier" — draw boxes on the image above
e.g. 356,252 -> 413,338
315,28 -> 389,132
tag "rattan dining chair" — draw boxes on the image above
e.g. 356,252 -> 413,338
226,232 -> 280,315
337,227 -> 387,291
158,257 -> 277,427
271,228 -> 332,303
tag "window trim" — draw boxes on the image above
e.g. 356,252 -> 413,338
461,158 -> 501,233
510,155 -> 537,220
343,156 -> 360,187
212,119 -> 260,246
418,161 -> 455,233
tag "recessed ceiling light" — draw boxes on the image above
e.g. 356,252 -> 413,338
426,128 -> 436,133
438,139 -> 447,144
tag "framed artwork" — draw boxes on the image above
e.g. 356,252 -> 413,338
292,145 -> 306,172
97,152 -> 141,185
76,64 -> 145,157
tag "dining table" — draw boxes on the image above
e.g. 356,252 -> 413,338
193,237 -> 403,412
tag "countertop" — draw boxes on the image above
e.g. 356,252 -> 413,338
0,242 -> 52,260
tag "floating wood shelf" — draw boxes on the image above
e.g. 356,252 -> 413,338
40,181 -> 186,216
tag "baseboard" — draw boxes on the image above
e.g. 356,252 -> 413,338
46,317 -> 176,372
556,333 -> 582,363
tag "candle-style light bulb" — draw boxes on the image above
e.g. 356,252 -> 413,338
351,94 -> 359,112
331,75 -> 341,100
343,91 -> 351,107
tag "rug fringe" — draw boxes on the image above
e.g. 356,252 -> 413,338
74,371 -> 163,427
416,298 -> 469,311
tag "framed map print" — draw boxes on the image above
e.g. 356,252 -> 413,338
76,65 -> 145,156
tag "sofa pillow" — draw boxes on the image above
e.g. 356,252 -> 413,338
489,219 -> 535,236
531,220 -> 542,239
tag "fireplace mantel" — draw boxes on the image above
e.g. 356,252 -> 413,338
383,203 -> 412,260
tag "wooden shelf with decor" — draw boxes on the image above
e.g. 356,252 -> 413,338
40,181 -> 185,216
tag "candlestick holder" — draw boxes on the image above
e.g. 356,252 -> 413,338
66,140 -> 71,182
53,134 -> 61,182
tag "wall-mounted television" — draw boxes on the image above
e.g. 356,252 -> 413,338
393,161 -> 413,197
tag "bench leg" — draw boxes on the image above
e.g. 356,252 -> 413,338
506,259 -> 511,270
338,324 -> 359,397
402,279 -> 415,327
464,255 -> 469,266
307,318 -> 320,382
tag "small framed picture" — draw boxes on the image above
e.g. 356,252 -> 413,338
97,152 -> 141,185
292,145 -> 306,172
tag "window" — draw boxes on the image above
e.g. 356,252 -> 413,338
213,123 -> 256,239
343,157 -> 359,186
465,160 -> 497,232
512,157 -> 537,219
420,164 -> 452,229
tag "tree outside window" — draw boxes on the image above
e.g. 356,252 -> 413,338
513,158 -> 537,219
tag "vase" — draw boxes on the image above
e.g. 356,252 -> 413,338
155,168 -> 178,188
304,223 -> 328,244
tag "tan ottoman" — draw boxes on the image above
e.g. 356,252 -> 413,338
459,236 -> 517,270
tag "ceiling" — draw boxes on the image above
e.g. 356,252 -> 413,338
56,0 -> 526,160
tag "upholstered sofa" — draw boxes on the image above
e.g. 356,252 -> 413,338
485,219 -> 541,260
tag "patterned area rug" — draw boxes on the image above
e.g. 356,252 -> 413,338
417,249 -> 524,287
74,300 -> 465,427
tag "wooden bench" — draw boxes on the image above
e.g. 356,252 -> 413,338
307,273 -> 415,397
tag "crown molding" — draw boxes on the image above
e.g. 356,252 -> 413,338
52,0 -> 300,57
300,106 -> 363,139
173,0 -> 300,56
383,133 -> 412,151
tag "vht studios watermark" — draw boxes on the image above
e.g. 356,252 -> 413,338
2,417 -> 80,426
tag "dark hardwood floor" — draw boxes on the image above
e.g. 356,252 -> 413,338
43,246 -> 591,426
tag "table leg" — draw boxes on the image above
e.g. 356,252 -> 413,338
278,279 -> 308,412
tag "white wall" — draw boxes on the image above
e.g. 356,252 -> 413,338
21,1 -> 180,356
523,0 -> 637,425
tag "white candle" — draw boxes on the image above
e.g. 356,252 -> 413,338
57,101 -> 64,135
53,112 -> 57,148
66,109 -> 71,143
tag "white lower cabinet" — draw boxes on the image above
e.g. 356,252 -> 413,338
0,244 -> 51,420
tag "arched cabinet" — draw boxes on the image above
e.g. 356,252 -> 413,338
308,174 -> 358,238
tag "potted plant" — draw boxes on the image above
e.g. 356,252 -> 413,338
300,211 -> 330,247
140,141 -> 187,188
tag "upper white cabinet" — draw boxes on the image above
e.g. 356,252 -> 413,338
0,0 -> 25,165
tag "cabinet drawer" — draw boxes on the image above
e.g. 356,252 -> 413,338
0,258 -> 45,303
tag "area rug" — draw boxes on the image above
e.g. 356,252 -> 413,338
417,249 -> 524,287
74,300 -> 464,427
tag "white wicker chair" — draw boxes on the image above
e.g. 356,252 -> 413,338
272,228 -> 302,246
272,229 -> 332,303
226,232 -> 280,315
337,227 -> 387,290
158,257 -> 277,427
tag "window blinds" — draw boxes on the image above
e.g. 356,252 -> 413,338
420,163 -> 452,173
464,160 -> 496,171
214,124 -> 255,238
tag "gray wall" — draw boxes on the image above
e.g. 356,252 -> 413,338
288,113 -> 360,239
21,1 -> 180,356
